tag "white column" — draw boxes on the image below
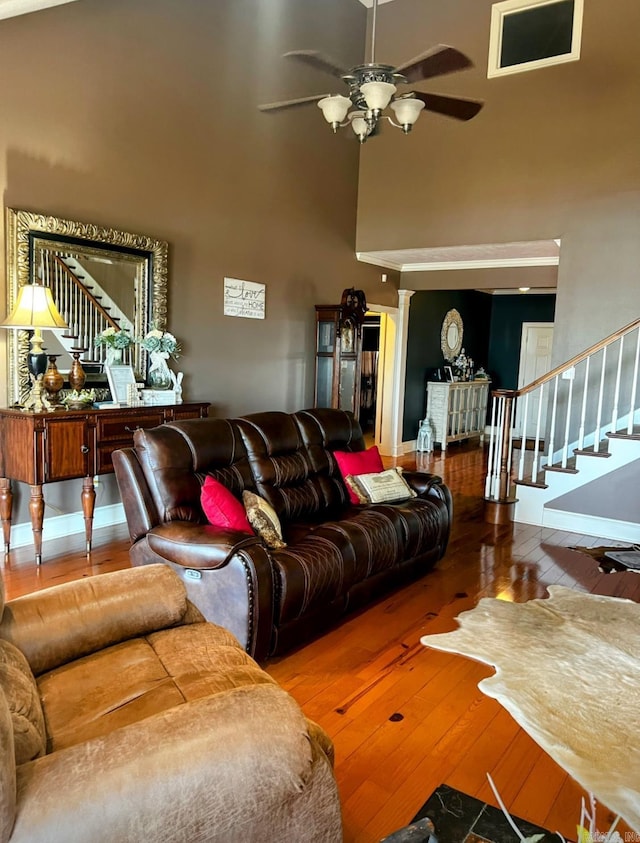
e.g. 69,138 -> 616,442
388,289 -> 414,457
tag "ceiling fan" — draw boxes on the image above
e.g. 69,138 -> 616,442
258,0 -> 484,143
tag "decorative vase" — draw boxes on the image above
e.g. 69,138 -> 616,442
43,355 -> 65,407
105,347 -> 124,367
147,351 -> 173,390
69,351 -> 87,392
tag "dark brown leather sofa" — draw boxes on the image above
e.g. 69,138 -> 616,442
113,408 -> 452,662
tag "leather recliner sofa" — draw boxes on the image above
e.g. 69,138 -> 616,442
0,564 -> 341,843
113,408 -> 452,662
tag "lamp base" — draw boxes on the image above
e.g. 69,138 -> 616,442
21,375 -> 53,413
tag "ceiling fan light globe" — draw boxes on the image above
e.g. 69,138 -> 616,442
318,95 -> 351,125
350,113 -> 369,141
360,81 -> 396,111
390,98 -> 425,126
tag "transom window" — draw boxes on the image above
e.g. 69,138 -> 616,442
488,0 -> 583,78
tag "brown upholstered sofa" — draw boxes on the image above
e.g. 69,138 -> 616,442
113,408 -> 452,662
0,565 -> 341,843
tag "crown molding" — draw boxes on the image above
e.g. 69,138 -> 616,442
356,253 -> 560,272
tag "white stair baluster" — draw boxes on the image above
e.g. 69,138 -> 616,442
485,396 -> 497,498
547,375 -> 559,467
577,356 -> 590,451
561,374 -> 574,468
628,327 -> 640,434
611,335 -> 624,432
594,346 -> 607,452
531,382 -> 544,482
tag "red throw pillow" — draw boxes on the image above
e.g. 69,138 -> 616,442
334,446 -> 384,504
201,476 -> 253,534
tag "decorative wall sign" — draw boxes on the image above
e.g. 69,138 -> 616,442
224,277 -> 266,319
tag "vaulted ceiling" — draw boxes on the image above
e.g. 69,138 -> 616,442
0,0 -> 77,20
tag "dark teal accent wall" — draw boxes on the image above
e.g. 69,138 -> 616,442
403,291 -> 492,440
487,295 -> 556,390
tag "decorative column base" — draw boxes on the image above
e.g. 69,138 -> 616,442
484,497 -> 517,525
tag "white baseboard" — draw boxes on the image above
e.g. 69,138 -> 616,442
9,503 -> 126,549
543,508 -> 640,544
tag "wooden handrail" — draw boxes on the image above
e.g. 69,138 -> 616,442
496,318 -> 640,398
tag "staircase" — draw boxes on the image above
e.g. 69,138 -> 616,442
484,319 -> 640,541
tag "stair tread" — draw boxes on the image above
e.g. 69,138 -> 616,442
574,439 -> 611,457
514,478 -> 548,489
545,465 -> 579,474
608,425 -> 640,441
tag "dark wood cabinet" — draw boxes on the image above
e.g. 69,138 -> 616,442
314,305 -> 363,418
0,402 -> 209,563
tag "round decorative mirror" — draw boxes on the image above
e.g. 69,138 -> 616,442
441,308 -> 463,361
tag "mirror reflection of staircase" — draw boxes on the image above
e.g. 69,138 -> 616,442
40,247 -> 135,371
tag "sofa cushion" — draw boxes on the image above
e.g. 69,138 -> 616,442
0,639 -> 46,765
386,497 -> 451,560
236,413 -> 327,520
201,476 -> 253,534
38,621 -> 276,752
334,445 -> 384,504
270,506 -> 407,625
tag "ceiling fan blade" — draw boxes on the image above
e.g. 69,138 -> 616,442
283,50 -> 350,79
395,45 -> 473,84
408,91 -> 483,121
258,93 -> 329,112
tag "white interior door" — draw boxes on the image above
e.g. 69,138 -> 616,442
516,323 -> 554,438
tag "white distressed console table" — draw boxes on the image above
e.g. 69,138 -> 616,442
426,380 -> 490,452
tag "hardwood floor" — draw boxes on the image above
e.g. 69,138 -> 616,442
3,442 -> 637,842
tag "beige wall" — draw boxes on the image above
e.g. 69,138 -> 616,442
0,0 -> 396,418
356,0 -> 640,366
0,0 -> 397,521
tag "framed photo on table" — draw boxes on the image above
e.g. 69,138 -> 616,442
444,366 -> 454,383
106,365 -> 137,404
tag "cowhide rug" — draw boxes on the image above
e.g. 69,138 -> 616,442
568,544 -> 640,574
421,586 -> 640,832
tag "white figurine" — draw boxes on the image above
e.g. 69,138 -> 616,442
170,370 -> 184,403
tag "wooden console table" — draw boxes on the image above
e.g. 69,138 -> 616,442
0,402 -> 209,564
426,380 -> 489,452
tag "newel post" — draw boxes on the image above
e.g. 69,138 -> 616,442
484,389 -> 517,525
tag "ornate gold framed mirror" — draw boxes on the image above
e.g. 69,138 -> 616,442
441,308 -> 463,361
5,208 -> 168,405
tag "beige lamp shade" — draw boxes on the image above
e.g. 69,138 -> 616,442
0,283 -> 68,330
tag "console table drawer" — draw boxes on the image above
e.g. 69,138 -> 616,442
97,411 -> 164,442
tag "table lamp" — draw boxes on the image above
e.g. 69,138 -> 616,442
0,283 -> 69,410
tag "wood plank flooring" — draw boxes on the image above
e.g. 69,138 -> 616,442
3,441 -> 638,842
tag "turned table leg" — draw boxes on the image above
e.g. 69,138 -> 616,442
29,485 -> 44,566
81,476 -> 96,556
0,478 -> 12,554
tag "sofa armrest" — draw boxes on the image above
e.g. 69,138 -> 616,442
146,521 -> 262,569
0,566 -> 188,676
137,523 -> 276,662
11,686 -> 342,843
403,471 -> 452,510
